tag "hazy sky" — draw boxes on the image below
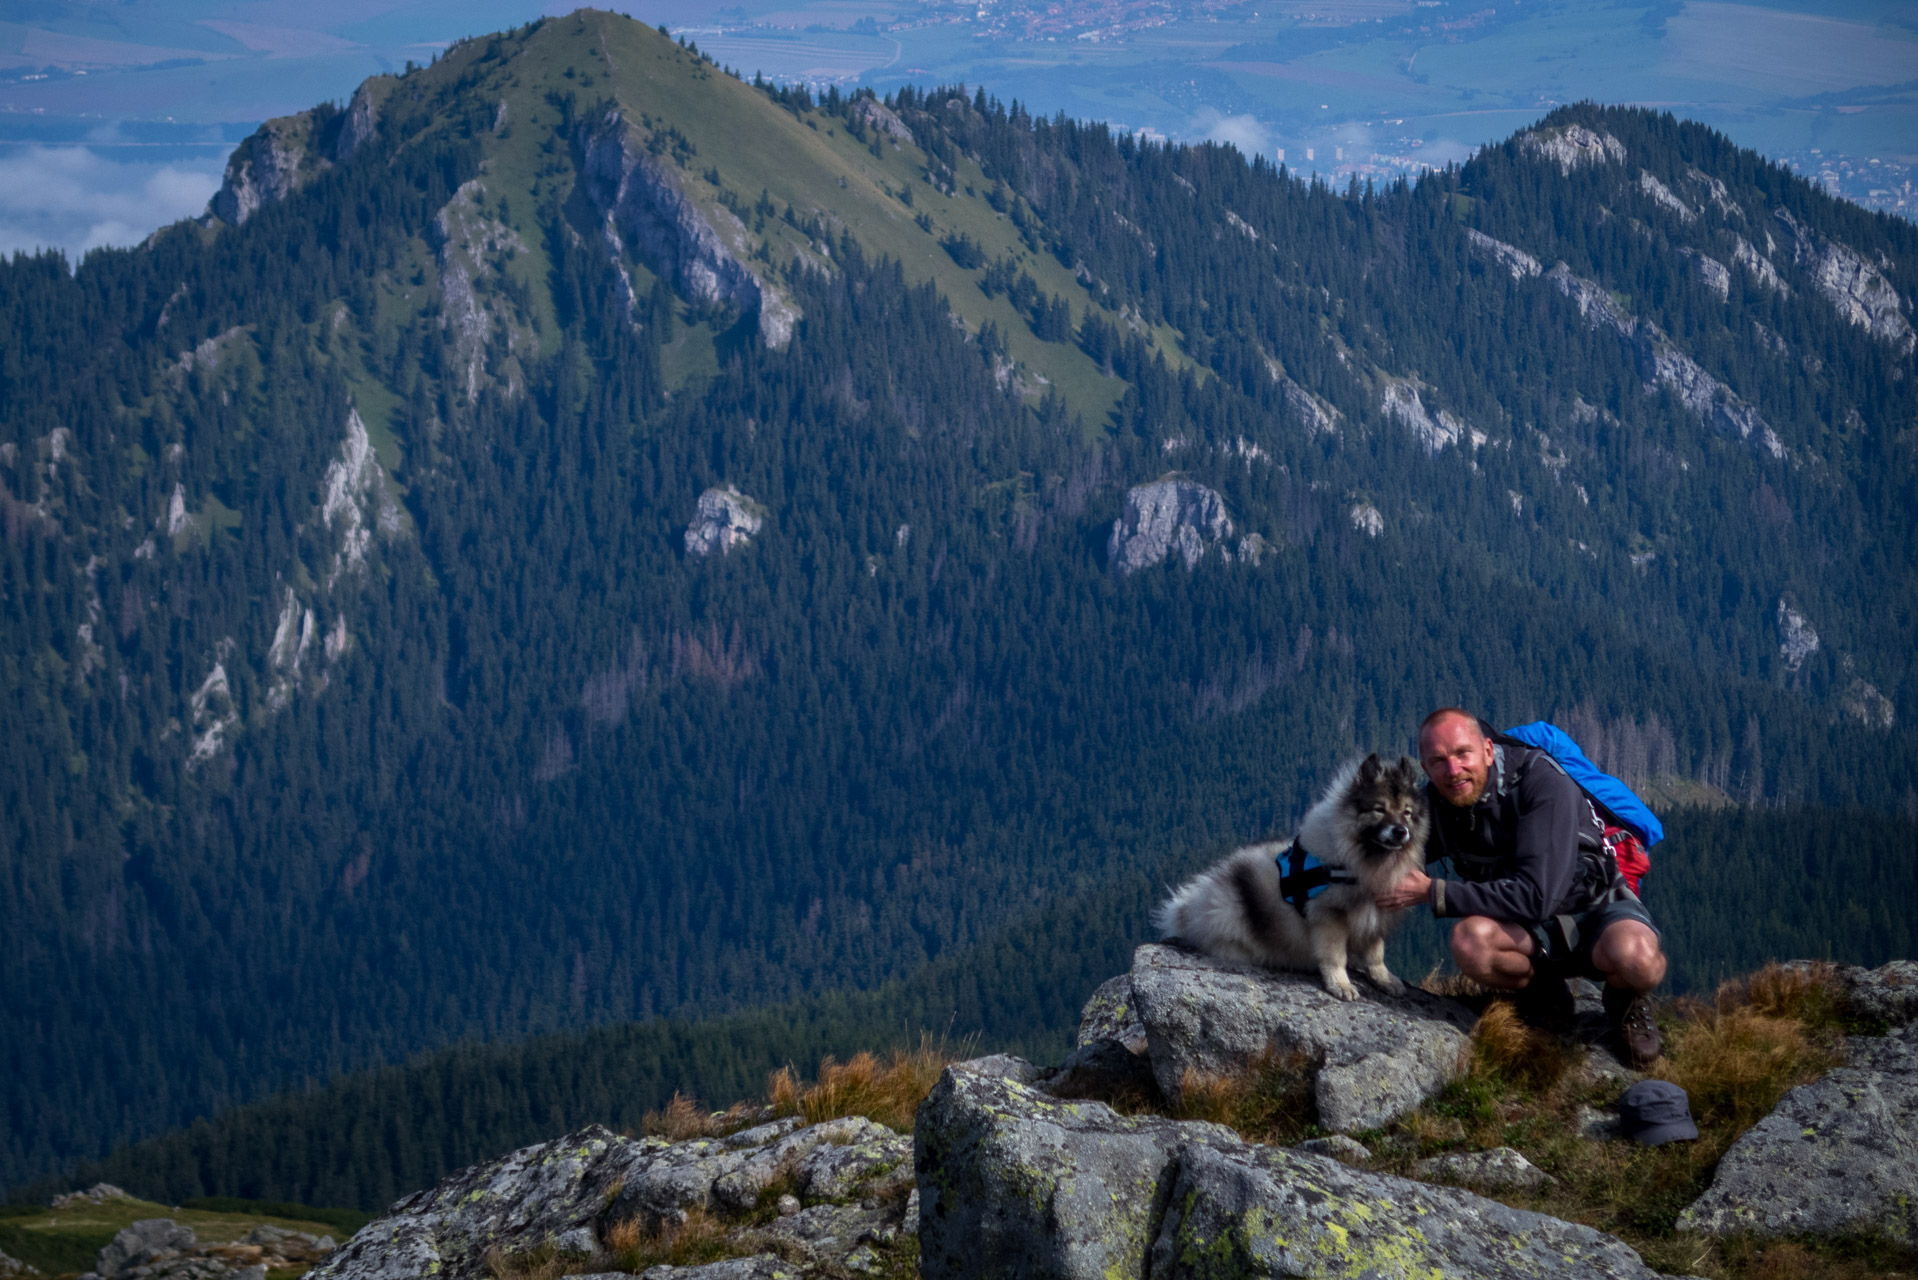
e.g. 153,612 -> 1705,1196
2,0 -> 1913,260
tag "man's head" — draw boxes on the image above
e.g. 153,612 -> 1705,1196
1418,708 -> 1495,807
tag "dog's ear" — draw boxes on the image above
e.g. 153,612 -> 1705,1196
1393,756 -> 1423,790
1357,753 -> 1381,785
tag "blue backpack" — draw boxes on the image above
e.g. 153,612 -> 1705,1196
1499,721 -> 1664,848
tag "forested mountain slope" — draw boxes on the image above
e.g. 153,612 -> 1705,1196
3,10 -> 1915,1195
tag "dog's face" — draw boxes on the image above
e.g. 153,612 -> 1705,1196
1346,754 -> 1431,863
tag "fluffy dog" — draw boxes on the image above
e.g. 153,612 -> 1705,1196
1154,753 -> 1431,1001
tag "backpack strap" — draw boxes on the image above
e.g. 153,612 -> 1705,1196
1276,841 -> 1359,915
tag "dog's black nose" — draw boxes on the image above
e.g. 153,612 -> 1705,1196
1378,824 -> 1409,848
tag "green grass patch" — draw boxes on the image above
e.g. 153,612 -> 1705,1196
0,1195 -> 349,1276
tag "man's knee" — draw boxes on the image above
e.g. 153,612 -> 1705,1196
1594,920 -> 1666,990
1450,916 -> 1524,971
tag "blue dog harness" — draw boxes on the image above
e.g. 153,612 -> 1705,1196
1276,842 -> 1358,915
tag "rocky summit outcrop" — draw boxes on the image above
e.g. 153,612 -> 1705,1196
915,1057 -> 1667,1280
308,1116 -> 914,1280
1517,124 -> 1626,176
685,487 -> 766,558
582,110 -> 798,349
1124,943 -> 1476,1133
1108,480 -> 1238,573
1680,967 -> 1918,1245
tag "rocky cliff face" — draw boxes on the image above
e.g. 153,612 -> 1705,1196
685,487 -> 766,558
1543,262 -> 1781,457
582,111 -> 799,350
1107,480 -> 1242,573
1776,210 -> 1915,353
210,115 -> 322,226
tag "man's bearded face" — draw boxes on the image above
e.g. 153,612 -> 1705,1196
1420,715 -> 1495,808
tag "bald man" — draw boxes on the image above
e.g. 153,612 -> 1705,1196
1376,708 -> 1667,1066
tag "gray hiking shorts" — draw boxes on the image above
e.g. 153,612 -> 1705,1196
1528,895 -> 1660,983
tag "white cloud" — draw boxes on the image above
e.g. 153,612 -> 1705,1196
1192,109 -> 1273,160
0,146 -> 226,264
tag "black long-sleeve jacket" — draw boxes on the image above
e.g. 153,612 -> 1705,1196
1426,735 -> 1612,924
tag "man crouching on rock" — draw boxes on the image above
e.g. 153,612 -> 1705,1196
1375,707 -> 1667,1066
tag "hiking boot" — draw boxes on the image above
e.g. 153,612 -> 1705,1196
1604,985 -> 1663,1067
1512,973 -> 1576,1035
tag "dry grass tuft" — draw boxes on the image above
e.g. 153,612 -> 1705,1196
1470,1000 -> 1576,1094
1721,962 -> 1846,1028
1658,1004 -> 1837,1134
1169,1049 -> 1317,1146
767,1034 -> 961,1132
640,1093 -> 761,1141
602,1206 -> 748,1273
1652,963 -> 1843,1135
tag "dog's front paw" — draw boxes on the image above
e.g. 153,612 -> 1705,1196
1371,971 -> 1406,997
1324,975 -> 1361,1002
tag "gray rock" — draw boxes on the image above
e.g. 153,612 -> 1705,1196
899,1188 -> 919,1237
1127,943 -> 1476,1133
775,1194 -> 800,1217
916,1057 -> 1242,1279
683,487 -> 765,558
638,1258 -> 803,1280
918,1060 -> 1663,1280
230,1267 -> 266,1280
1518,123 -> 1626,175
1578,1105 -> 1622,1140
99,1221 -> 196,1276
308,1125 -> 659,1280
761,1202 -> 892,1264
791,1121 -> 912,1201
1108,480 -> 1233,574
1776,209 -> 1915,352
1414,1146 -> 1556,1191
0,1248 -> 41,1278
1466,229 -> 1543,281
1678,1023 -> 1918,1244
1152,1141 -> 1659,1280
1839,959 -> 1918,1026
711,1116 -> 874,1210
1041,1037 -> 1157,1101
1294,1135 -> 1371,1164
50,1183 -> 133,1210
581,109 -> 798,349
1076,974 -> 1143,1049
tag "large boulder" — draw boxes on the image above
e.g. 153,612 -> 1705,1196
916,1058 -> 1666,1280
96,1221 -> 196,1277
309,1117 -> 916,1280
914,1057 -> 1240,1279
1837,959 -> 1918,1026
1127,943 -> 1476,1133
1107,480 -> 1233,574
1677,1022 -> 1918,1245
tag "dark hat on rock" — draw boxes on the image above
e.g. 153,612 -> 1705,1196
1617,1079 -> 1698,1146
